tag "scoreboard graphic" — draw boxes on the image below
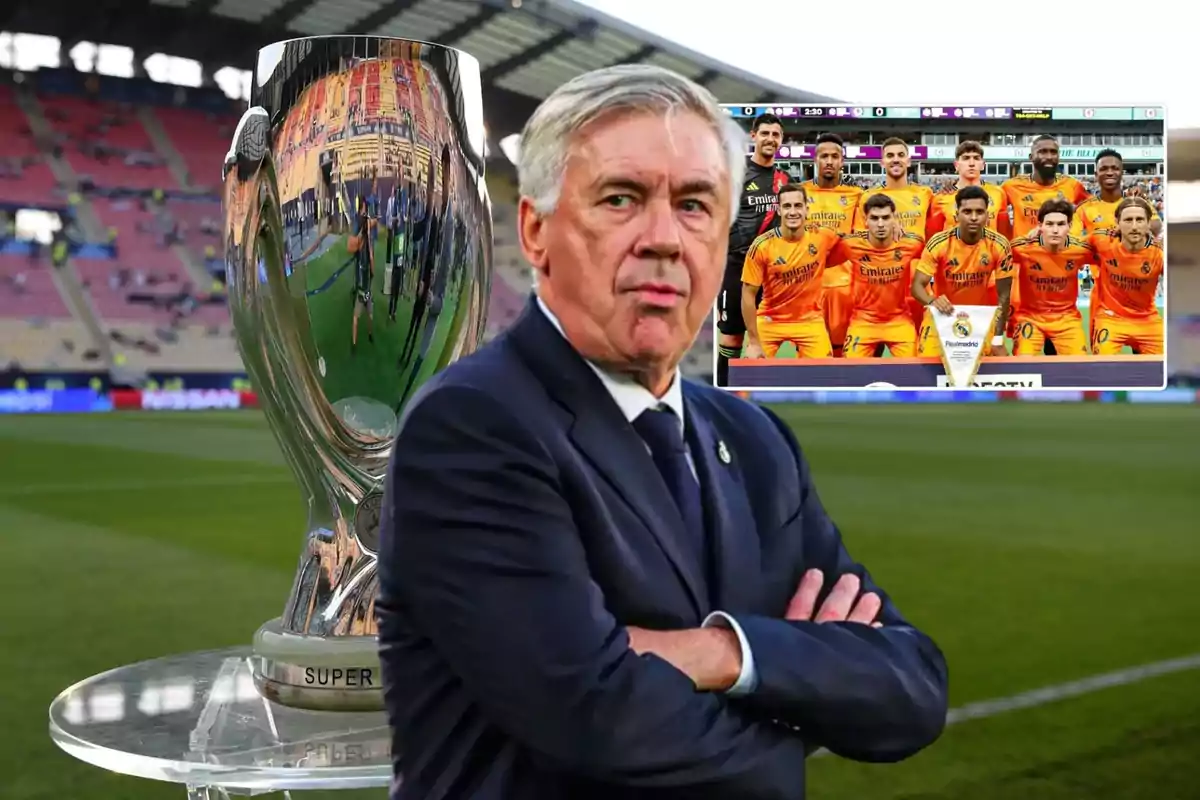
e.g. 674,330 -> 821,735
726,104 -> 1166,167
725,105 -> 1165,122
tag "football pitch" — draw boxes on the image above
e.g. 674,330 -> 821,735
0,404 -> 1197,800
296,230 -> 464,405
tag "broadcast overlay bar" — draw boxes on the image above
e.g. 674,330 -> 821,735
727,355 -> 1166,390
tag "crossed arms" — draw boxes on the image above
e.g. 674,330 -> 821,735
380,386 -> 948,797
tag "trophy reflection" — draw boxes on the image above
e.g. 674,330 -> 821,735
222,36 -> 493,711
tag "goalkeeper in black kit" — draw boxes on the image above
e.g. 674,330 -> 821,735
716,112 -> 791,386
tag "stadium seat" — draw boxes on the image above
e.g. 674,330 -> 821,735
38,94 -> 176,191
0,254 -> 71,319
0,318 -> 97,370
0,85 -> 60,205
151,107 -> 238,191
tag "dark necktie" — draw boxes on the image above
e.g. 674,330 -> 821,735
633,406 -> 704,538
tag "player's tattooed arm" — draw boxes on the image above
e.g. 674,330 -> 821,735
912,269 -> 951,315
994,276 -> 1013,339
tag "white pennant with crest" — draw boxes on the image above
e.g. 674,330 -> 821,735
931,305 -> 999,388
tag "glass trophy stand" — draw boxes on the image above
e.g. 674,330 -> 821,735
48,647 -> 393,798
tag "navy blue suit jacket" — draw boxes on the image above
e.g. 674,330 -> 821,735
377,298 -> 948,800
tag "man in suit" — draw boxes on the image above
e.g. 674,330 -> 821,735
376,64 -> 949,800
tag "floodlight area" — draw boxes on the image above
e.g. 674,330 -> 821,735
0,31 -> 253,100
1168,182 -> 1200,223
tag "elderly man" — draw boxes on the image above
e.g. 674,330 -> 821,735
376,64 -> 948,800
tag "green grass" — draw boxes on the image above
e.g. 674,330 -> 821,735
0,405 -> 1197,799
293,229 -> 464,412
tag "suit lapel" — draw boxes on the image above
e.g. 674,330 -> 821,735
568,413 -> 706,615
684,393 -> 760,613
507,298 -> 706,617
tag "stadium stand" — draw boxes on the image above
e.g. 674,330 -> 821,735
0,69 -> 722,382
0,2 -> 1189,387
36,92 -> 176,191
0,252 -> 69,318
1,0 -> 834,388
151,106 -> 238,191
0,84 -> 58,205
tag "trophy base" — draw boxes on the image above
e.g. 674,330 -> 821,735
49,646 -> 392,796
251,618 -> 384,712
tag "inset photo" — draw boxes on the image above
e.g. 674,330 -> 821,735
714,104 -> 1166,390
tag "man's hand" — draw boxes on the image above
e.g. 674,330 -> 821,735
988,342 -> 1008,357
627,626 -> 742,692
743,341 -> 765,359
627,570 -> 883,691
785,569 -> 882,627
931,295 -> 954,316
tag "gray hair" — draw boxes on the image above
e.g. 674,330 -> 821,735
517,64 -> 746,226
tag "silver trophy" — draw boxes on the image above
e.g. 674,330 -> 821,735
222,36 -> 493,712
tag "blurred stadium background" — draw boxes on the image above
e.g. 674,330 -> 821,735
0,1 -> 1197,799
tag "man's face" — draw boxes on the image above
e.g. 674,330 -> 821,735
1117,205 -> 1150,246
753,122 -> 783,161
1031,139 -> 1060,179
956,151 -> 983,181
1039,211 -> 1071,246
1096,156 -> 1124,192
815,142 -> 843,181
882,143 -> 909,180
956,198 -> 988,235
778,190 -> 808,233
866,207 -> 893,241
518,110 -> 729,371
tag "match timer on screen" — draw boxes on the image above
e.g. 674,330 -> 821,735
1013,107 -> 1053,120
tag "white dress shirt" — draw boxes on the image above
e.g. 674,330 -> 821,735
535,297 -> 758,696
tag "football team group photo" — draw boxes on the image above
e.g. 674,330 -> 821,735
714,106 -> 1167,390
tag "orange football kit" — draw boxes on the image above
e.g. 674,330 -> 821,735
914,229 -> 1014,357
1077,203 -> 1162,348
804,181 -> 863,356
741,227 -> 841,358
1076,197 -> 1161,235
1001,174 -> 1091,338
837,232 -> 926,358
1086,230 -> 1164,355
927,184 -> 1009,238
1002,174 -> 1091,239
1009,234 -> 1092,356
854,184 -> 934,334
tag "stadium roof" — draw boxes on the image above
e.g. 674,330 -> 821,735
1173,132 -> 1200,182
5,0 -> 840,138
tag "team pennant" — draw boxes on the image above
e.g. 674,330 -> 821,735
932,305 -> 999,388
